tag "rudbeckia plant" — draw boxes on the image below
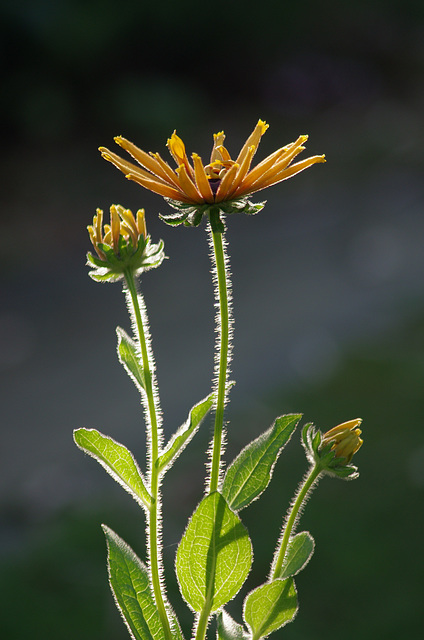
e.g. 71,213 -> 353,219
74,121 -> 363,640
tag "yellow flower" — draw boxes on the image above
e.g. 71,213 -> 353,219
321,419 -> 363,463
99,120 -> 325,206
87,205 -> 147,259
86,205 -> 165,282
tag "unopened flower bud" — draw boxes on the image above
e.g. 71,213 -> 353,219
86,204 -> 165,282
320,419 -> 363,463
302,418 -> 363,480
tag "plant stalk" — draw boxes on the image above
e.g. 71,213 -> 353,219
272,464 -> 322,580
208,213 -> 231,494
124,269 -> 173,640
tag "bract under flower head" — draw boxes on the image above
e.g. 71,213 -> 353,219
87,205 -> 165,282
99,120 -> 325,226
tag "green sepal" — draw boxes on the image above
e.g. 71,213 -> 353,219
117,327 -> 146,393
102,526 -> 164,640
328,463 -> 359,479
311,430 -> 321,452
176,492 -> 252,613
273,531 -> 315,579
74,428 -> 151,509
160,197 -> 266,229
221,414 -> 301,512
157,393 -> 214,473
243,578 -> 298,640
87,236 -> 165,283
160,200 -> 211,227
216,610 -> 249,640
301,422 -> 312,452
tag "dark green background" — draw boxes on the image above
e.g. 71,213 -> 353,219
1,1 -> 423,638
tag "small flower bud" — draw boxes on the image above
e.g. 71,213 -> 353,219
302,419 -> 363,480
320,419 -> 363,463
86,204 -> 165,283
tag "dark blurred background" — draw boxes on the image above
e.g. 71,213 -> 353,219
1,0 -> 423,638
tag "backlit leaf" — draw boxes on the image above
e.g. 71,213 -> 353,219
222,414 -> 301,511
103,526 -> 162,640
176,492 -> 252,613
243,578 -> 297,640
74,428 -> 151,509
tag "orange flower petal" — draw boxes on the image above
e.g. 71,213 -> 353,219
128,172 -> 191,201
167,131 -> 195,179
192,154 -> 215,203
214,163 -> 239,202
114,137 -> 171,183
176,165 -> 204,203
242,139 -> 308,192
235,119 -> 269,165
226,145 -> 256,198
100,148 -> 174,188
244,155 -> 326,194
210,131 -> 226,164
150,152 -> 181,188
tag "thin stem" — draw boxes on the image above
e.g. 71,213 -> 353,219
124,269 -> 173,640
208,214 -> 231,494
272,464 -> 322,580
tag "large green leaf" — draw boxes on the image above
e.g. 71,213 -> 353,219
157,393 -> 214,473
176,492 -> 252,613
243,578 -> 298,640
216,610 -> 249,640
274,531 -> 315,579
74,428 -> 151,509
103,526 -> 163,640
117,327 -> 146,393
221,414 -> 301,511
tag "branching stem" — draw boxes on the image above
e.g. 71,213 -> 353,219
124,269 -> 173,640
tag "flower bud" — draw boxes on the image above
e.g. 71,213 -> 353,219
320,419 -> 363,463
302,419 -> 363,480
86,205 -> 165,282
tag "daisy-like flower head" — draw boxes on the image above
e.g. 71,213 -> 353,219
99,120 -> 325,227
87,205 -> 165,282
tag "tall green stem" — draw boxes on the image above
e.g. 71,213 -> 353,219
124,269 -> 173,640
272,464 -> 322,580
208,212 -> 231,494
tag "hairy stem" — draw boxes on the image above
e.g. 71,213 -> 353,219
208,211 -> 231,494
124,269 -> 173,640
272,464 -> 322,580
194,603 -> 213,640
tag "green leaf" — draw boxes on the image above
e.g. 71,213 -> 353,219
275,532 -> 315,579
117,327 -> 146,392
216,610 -> 249,640
157,393 -> 214,473
222,414 -> 301,511
74,428 -> 151,509
243,578 -> 298,640
103,526 -> 164,640
176,492 -> 252,613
